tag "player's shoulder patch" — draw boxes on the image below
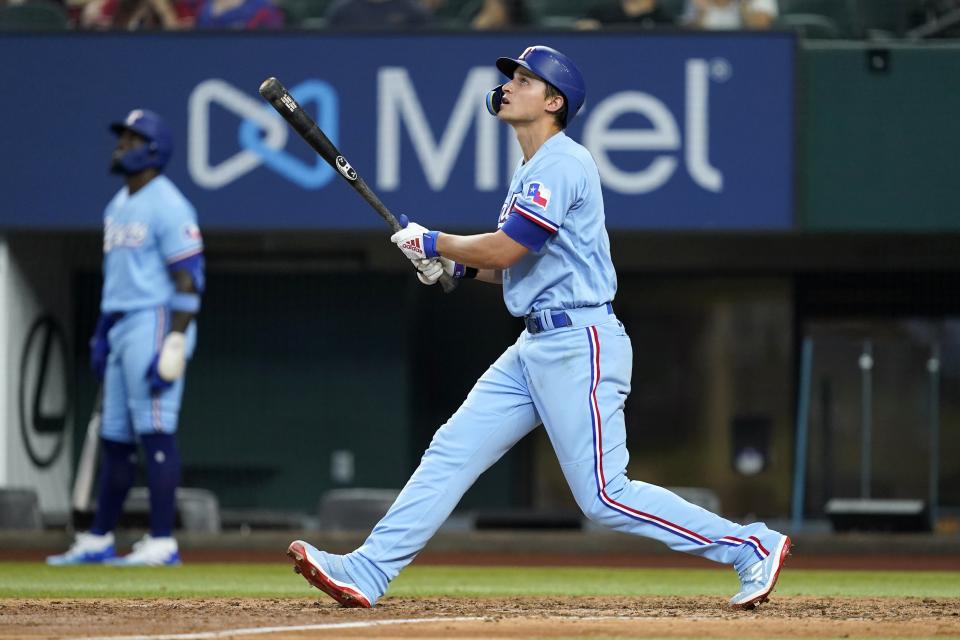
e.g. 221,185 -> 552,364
525,182 -> 552,209
182,222 -> 202,242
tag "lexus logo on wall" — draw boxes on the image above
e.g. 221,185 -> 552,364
19,315 -> 71,468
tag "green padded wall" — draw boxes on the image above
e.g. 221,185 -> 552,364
798,43 -> 960,231
72,268 -> 532,515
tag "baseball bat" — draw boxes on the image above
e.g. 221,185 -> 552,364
258,77 -> 457,294
71,386 -> 102,517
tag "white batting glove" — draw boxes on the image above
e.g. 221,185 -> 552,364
415,258 -> 444,285
390,214 -> 440,260
157,331 -> 187,381
415,257 -> 467,285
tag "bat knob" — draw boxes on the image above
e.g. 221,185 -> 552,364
259,77 -> 285,101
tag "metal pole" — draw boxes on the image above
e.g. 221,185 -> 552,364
820,378 -> 833,505
928,342 -> 941,531
791,337 -> 814,532
859,339 -> 873,499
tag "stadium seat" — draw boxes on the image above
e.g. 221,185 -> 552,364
455,0 -> 546,27
454,0 -> 481,24
532,0 -> 684,28
528,0 -> 587,20
122,487 -> 222,533
777,12 -> 841,39
318,488 -> 400,531
779,0 -> 857,38
431,0 -> 474,27
0,1 -> 69,31
279,0 -> 331,29
658,0 -> 686,24
855,0 -> 924,39
0,488 -> 42,530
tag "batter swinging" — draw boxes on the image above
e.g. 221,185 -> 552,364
288,45 -> 790,610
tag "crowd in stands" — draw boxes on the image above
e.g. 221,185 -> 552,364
1,0 -> 958,39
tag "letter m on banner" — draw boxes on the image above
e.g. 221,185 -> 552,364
378,67 -> 500,192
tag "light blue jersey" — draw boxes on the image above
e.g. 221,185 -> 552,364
101,175 -> 202,313
497,132 -> 617,317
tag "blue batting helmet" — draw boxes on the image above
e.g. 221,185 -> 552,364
109,109 -> 173,174
485,45 -> 586,127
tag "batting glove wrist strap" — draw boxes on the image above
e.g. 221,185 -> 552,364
423,231 -> 440,258
443,259 -> 474,280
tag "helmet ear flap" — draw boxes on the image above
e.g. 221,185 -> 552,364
485,85 -> 504,116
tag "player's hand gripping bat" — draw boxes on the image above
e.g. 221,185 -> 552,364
258,77 -> 457,293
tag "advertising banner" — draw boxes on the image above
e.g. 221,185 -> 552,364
0,32 -> 794,230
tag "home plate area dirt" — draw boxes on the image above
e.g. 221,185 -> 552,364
2,596 -> 959,639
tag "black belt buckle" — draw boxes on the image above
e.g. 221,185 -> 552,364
525,315 -> 542,334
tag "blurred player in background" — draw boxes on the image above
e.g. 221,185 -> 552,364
286,45 -> 791,609
47,109 -> 204,567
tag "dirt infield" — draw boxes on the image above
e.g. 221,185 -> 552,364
3,596 -> 960,639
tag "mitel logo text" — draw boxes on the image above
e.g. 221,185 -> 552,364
187,60 -> 727,195
377,59 -> 727,195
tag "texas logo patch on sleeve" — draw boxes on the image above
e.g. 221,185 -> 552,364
182,223 -> 203,242
526,182 -> 551,209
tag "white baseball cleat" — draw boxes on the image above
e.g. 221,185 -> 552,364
46,532 -> 117,566
287,540 -> 373,608
107,534 -> 181,566
729,534 -> 791,610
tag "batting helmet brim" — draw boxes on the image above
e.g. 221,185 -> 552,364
109,121 -> 151,140
109,122 -> 131,135
496,56 -> 530,82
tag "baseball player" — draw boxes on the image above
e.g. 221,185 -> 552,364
47,109 -> 203,566
287,46 -> 790,609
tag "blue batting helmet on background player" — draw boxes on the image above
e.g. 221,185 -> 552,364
485,45 -> 586,127
109,109 -> 173,174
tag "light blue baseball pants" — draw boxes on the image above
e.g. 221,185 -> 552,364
344,307 -> 782,600
101,307 -> 196,443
